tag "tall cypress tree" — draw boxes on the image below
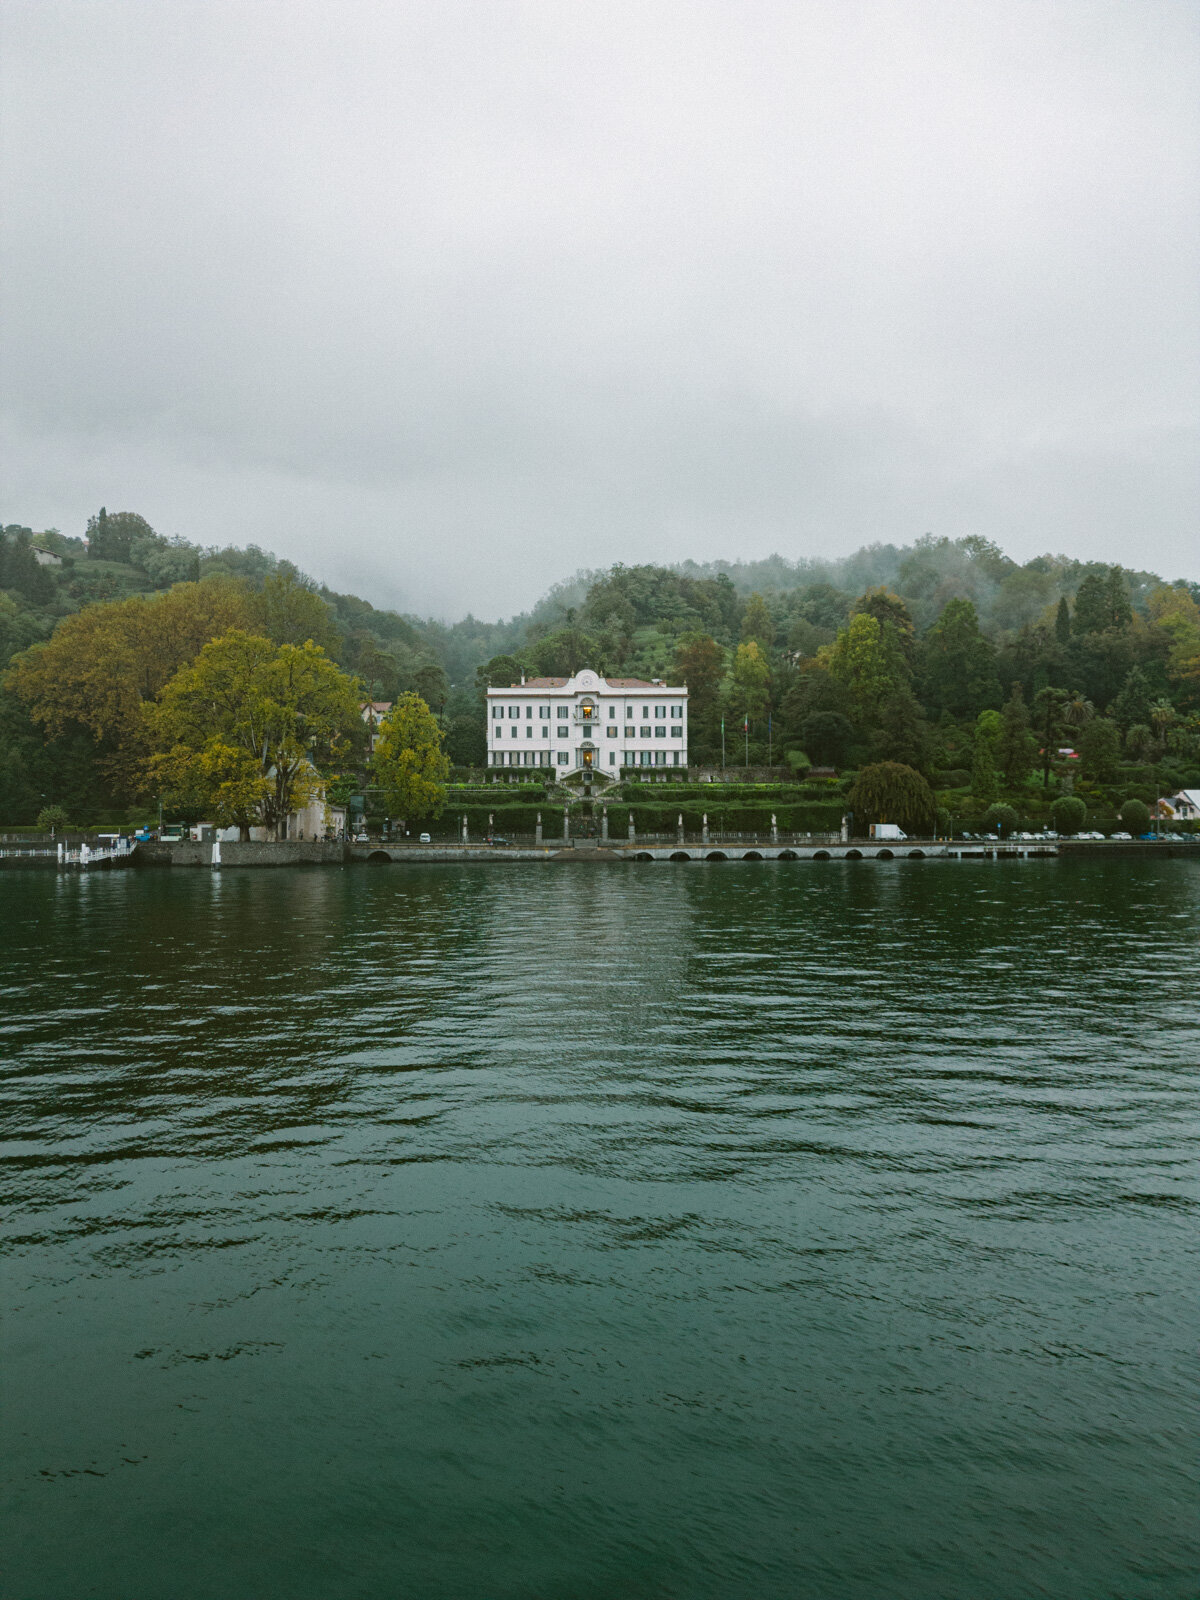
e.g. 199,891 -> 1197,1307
1104,567 -> 1132,630
996,684 -> 1033,788
1055,596 -> 1071,643
1071,572 -> 1109,634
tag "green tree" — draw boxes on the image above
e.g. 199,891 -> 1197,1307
851,588 -> 916,666
799,711 -> 854,766
7,578 -> 255,795
1032,686 -> 1070,789
147,632 -> 362,838
85,509 -> 157,565
826,612 -> 899,722
372,693 -> 450,820
1054,596 -> 1071,643
527,620 -> 599,677
1071,571 -> 1110,635
150,738 -> 270,836
921,598 -> 1001,717
847,761 -> 936,836
674,632 -> 725,758
1077,717 -> 1121,782
1050,795 -> 1086,835
475,654 -> 525,690
1120,798 -> 1151,833
996,684 -> 1034,788
445,713 -> 486,768
1112,666 -> 1152,731
728,640 -> 771,721
36,803 -> 70,834
739,592 -> 775,657
1104,567 -> 1133,631
869,683 -> 930,772
412,661 -> 449,713
981,803 -> 1018,838
0,528 -> 55,606
1124,723 -> 1155,762
970,709 -> 1002,804
249,570 -> 340,653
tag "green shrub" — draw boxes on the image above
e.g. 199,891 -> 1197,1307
1050,794 -> 1087,835
1119,798 -> 1151,833
982,803 -> 1019,836
35,804 -> 70,834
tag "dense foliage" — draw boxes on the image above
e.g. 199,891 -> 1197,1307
2,514 -> 1198,830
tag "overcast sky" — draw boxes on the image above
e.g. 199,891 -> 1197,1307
2,1 -> 1197,617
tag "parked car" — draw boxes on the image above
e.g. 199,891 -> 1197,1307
1111,831 -> 1132,840
485,835 -> 511,847
419,832 -> 431,843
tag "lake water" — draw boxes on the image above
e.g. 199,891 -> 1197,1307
2,859 -> 1198,1599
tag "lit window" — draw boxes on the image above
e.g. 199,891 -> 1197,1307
625,725 -> 635,737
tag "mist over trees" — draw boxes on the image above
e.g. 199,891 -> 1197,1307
2,513 -> 1198,825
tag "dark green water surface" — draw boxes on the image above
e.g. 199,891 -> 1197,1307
2,859 -> 1198,1599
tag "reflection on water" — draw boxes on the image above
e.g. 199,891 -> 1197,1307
2,860 -> 1199,1599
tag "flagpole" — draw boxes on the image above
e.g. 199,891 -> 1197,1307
744,713 -> 749,769
721,716 -> 725,770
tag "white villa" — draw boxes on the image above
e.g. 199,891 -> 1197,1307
486,668 -> 688,776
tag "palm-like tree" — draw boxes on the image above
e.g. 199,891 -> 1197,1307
1064,692 -> 1095,727
1149,699 -> 1177,738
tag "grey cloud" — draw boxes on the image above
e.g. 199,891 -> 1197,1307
2,0 -> 1197,616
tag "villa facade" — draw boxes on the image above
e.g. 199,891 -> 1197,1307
486,668 -> 688,775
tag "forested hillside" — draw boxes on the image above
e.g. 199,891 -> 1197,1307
2,509 -> 1198,827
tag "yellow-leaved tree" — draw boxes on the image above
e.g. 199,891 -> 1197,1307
147,631 -> 363,838
371,693 -> 450,824
5,578 -> 254,795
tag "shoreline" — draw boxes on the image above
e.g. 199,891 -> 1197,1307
0,838 -> 1187,869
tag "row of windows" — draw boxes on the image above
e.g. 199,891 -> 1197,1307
488,750 -> 686,767
491,703 -> 685,720
492,725 -> 685,740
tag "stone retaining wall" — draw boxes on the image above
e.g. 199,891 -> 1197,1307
138,841 -> 347,867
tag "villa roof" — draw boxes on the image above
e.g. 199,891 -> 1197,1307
486,674 -> 672,691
